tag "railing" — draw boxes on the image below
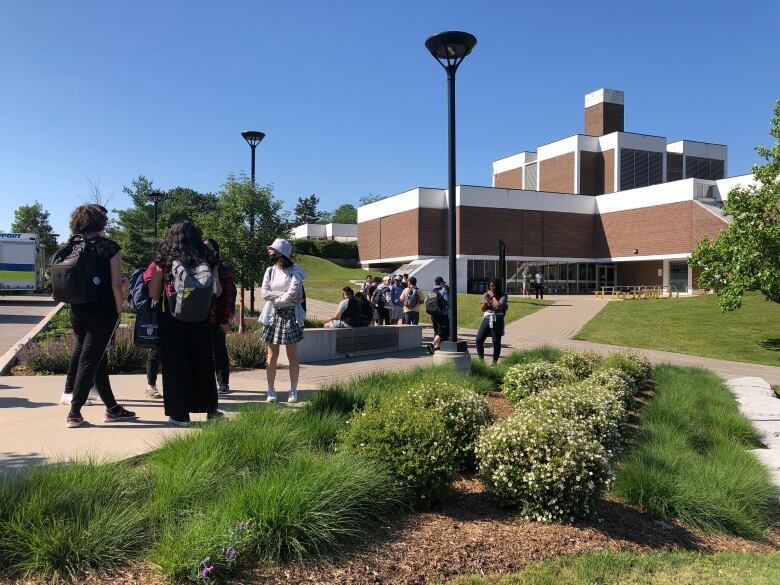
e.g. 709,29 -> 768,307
595,285 -> 680,300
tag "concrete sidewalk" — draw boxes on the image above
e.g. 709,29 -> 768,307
0,349 -> 432,472
0,295 -> 59,360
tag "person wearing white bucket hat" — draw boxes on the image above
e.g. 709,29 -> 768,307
259,238 -> 307,403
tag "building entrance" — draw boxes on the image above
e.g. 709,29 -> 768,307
669,262 -> 689,293
596,264 -> 615,289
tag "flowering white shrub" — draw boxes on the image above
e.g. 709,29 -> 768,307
600,351 -> 652,394
557,350 -> 603,379
516,381 -> 627,453
501,362 -> 574,404
588,368 -> 634,404
475,410 -> 612,522
403,381 -> 494,470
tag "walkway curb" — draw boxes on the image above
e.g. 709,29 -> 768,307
0,301 -> 64,375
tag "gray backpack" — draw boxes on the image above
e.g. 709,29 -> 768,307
169,260 -> 214,322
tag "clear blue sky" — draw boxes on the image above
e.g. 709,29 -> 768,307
1,0 -> 778,237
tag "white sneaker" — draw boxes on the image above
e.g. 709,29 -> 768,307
266,389 -> 277,403
287,389 -> 298,404
60,391 -> 93,407
146,385 -> 163,399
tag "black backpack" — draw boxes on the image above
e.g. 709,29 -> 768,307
371,287 -> 385,310
404,287 -> 419,308
425,289 -> 443,315
51,235 -> 101,304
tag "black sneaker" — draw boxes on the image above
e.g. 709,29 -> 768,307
207,409 -> 225,421
168,416 -> 191,428
104,406 -> 137,423
66,412 -> 84,428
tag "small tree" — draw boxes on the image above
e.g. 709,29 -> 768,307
691,102 -> 780,311
359,193 -> 388,206
332,203 -> 357,224
293,194 -> 321,225
11,201 -> 58,258
201,175 -> 289,332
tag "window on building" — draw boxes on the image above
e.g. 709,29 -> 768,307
685,156 -> 725,181
524,163 -> 538,191
620,149 -> 664,190
666,152 -> 683,182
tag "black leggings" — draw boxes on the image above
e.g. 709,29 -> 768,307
69,312 -> 120,412
475,316 -> 504,362
147,347 -> 161,386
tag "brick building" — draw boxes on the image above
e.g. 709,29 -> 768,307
357,89 -> 750,294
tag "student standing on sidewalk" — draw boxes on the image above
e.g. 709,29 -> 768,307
55,204 -> 137,428
260,238 -> 307,403
475,278 -> 508,365
534,269 -> 545,299
399,276 -> 421,324
141,260 -> 163,399
148,221 -> 223,427
204,239 -> 236,394
426,276 -> 450,352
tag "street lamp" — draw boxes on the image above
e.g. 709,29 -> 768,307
425,31 -> 477,356
149,190 -> 164,239
241,130 -> 266,313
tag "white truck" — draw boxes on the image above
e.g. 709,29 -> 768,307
0,232 -> 43,294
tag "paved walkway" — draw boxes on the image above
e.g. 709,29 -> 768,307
0,349 -> 431,472
4,294 -> 780,472
0,295 -> 58,357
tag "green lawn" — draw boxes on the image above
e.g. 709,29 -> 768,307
446,551 -> 780,585
574,292 -> 780,366
296,256 -> 552,328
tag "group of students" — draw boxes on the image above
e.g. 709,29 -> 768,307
54,204 -> 306,428
520,267 -> 545,299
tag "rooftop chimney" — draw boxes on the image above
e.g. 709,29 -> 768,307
584,88 -> 624,136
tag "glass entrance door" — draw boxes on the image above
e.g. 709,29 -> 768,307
669,262 -> 688,293
597,264 -> 615,289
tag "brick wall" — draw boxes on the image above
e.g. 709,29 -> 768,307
419,208 -> 447,256
494,167 -> 523,189
603,149 -> 615,194
539,152 -> 575,194
357,218 -> 381,261
616,260 -> 662,286
379,209 -> 419,259
595,200 -> 729,258
579,151 -> 604,195
585,102 -> 624,136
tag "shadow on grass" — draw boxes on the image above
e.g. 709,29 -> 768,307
760,338 -> 780,351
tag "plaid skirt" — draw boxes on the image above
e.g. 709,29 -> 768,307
261,306 -> 304,345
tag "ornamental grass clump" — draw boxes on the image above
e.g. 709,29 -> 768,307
516,381 -> 627,454
475,411 -> 612,522
557,350 -> 603,379
599,351 -> 652,394
501,362 -> 574,404
403,381 -> 494,471
340,399 -> 457,506
226,332 -> 267,369
15,334 -> 74,374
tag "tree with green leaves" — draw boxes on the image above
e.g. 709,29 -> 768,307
359,193 -> 388,206
691,101 -> 780,311
293,194 -> 321,225
112,175 -> 218,269
332,203 -> 357,224
200,175 -> 290,331
11,201 -> 58,258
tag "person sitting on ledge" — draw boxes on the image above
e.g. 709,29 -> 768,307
324,286 -> 362,328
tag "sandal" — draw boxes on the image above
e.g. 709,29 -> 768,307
103,406 -> 137,423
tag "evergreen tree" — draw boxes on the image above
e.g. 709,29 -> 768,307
293,194 -> 321,225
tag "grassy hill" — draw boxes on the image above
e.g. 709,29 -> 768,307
297,255 -> 550,328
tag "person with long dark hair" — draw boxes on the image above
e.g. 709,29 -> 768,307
259,238 -> 306,403
148,221 -> 222,427
475,277 -> 508,365
60,205 -> 136,427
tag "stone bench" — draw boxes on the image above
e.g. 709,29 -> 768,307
278,325 -> 424,364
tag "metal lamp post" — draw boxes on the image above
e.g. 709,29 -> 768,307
425,31 -> 477,352
241,130 -> 266,313
148,190 -> 164,239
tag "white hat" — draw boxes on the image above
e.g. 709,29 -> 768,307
268,238 -> 292,259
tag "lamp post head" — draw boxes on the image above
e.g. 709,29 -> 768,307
425,31 -> 477,71
148,190 -> 164,204
241,130 -> 266,148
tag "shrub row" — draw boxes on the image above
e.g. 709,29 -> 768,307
476,349 -> 652,522
17,329 -> 268,374
336,370 -> 494,506
291,239 -> 358,260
